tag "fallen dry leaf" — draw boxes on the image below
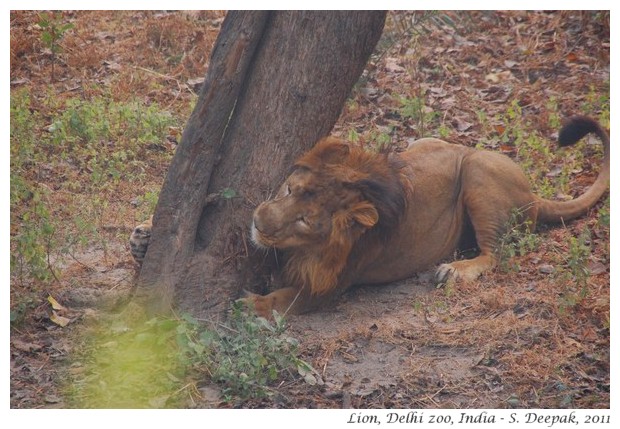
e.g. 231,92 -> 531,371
50,310 -> 72,328
47,295 -> 66,311
452,117 -> 473,132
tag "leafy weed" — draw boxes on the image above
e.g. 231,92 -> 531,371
178,304 -> 316,401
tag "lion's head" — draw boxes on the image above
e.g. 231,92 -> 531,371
251,136 -> 407,295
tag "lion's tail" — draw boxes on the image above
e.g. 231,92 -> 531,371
537,115 -> 609,223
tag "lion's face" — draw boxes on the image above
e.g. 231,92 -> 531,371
252,169 -> 370,249
251,139 -> 384,250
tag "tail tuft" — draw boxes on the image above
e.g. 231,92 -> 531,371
538,115 -> 609,223
558,115 -> 603,147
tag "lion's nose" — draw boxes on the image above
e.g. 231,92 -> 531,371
251,212 -> 269,247
252,211 -> 265,233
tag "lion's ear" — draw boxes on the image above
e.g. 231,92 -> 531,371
349,201 -> 379,228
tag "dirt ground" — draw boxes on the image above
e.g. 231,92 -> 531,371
10,11 -> 610,409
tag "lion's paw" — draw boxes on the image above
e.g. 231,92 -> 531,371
434,263 -> 459,286
435,258 -> 491,286
236,292 -> 275,319
129,216 -> 153,265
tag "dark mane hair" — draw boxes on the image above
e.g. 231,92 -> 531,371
352,153 -> 408,238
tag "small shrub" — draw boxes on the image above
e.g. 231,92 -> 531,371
399,95 -> 437,138
546,96 -> 561,130
11,92 -> 57,283
583,82 -> 610,127
495,207 -> 541,273
10,188 -> 58,283
597,195 -> 610,229
556,228 -> 592,313
133,190 -> 160,221
37,11 -> 74,81
178,304 -> 315,401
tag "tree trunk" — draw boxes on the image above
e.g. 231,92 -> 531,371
138,11 -> 387,319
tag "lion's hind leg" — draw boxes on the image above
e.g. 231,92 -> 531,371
435,152 -> 537,284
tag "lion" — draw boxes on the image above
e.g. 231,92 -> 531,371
130,116 -> 609,319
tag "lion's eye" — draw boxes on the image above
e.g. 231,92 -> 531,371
278,184 -> 291,199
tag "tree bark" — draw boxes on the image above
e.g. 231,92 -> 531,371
138,11 -> 387,319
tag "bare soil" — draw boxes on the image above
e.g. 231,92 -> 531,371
10,11 -> 609,409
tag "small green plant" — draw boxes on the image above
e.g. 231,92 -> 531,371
431,299 -> 449,315
10,294 -> 38,326
219,187 -> 237,200
546,96 -> 561,130
597,195 -> 610,229
476,109 -> 488,128
10,188 -> 59,284
133,190 -> 160,221
37,11 -> 74,81
554,228 -> 593,313
370,130 -> 393,152
353,127 -> 393,152
437,122 -> 451,139
495,206 -> 541,273
399,95 -> 437,138
178,304 -> 316,400
412,299 -> 424,314
565,228 -> 592,289
348,128 -> 360,143
583,83 -> 610,127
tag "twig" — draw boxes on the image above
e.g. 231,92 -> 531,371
134,65 -> 177,81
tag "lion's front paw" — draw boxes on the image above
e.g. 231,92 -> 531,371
237,292 -> 275,319
129,216 -> 153,265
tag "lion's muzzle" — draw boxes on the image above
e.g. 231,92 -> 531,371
251,204 -> 280,248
